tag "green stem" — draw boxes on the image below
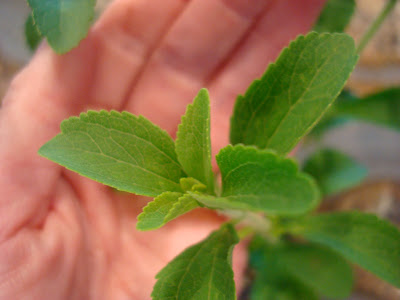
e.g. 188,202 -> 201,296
220,209 -> 271,235
356,0 -> 398,54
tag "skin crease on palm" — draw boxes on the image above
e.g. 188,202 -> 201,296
0,0 -> 325,299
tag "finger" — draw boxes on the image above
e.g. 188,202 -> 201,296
89,0 -> 188,109
0,0 -> 188,237
124,0 -> 274,134
209,0 -> 326,155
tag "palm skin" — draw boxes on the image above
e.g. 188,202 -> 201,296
0,0 -> 324,299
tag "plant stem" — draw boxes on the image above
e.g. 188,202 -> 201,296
219,209 -> 271,235
356,0 -> 398,54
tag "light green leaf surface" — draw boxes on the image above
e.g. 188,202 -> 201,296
278,243 -> 353,299
290,212 -> 400,288
39,110 -> 185,197
25,13 -> 43,51
27,0 -> 95,53
175,89 -> 214,193
152,224 -> 239,300
313,0 -> 356,33
136,192 -> 199,231
192,145 -> 319,215
303,148 -> 367,196
230,32 -> 358,155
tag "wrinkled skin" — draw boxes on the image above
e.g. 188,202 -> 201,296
0,0 -> 324,299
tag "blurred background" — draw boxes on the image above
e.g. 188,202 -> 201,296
1,0 -> 400,299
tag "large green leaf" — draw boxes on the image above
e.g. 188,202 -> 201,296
175,89 -> 214,193
191,145 -> 320,215
27,0 -> 95,53
303,148 -> 367,196
152,224 -> 239,300
277,243 -> 353,298
249,236 -> 352,299
249,237 -> 319,300
289,212 -> 400,288
25,13 -> 43,51
39,110 -> 185,197
230,32 -> 358,155
313,0 -> 356,33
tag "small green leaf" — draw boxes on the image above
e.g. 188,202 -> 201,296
278,243 -> 353,299
136,192 -> 199,231
230,32 -> 358,155
152,224 -> 239,300
191,145 -> 320,215
25,13 -> 43,51
175,89 -> 214,193
180,177 -> 207,193
27,0 -> 95,54
289,212 -> 400,288
303,148 -> 367,196
39,110 -> 185,197
313,0 -> 356,33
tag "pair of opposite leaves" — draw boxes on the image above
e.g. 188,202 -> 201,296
39,33 -> 357,230
38,32 -> 400,300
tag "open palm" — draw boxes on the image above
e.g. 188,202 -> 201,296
0,0 -> 323,299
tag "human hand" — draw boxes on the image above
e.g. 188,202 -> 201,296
0,0 -> 324,299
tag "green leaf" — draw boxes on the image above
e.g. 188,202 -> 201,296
251,275 -> 318,300
27,0 -> 95,54
278,243 -> 353,299
303,148 -> 367,196
289,212 -> 400,288
25,13 -> 43,51
313,0 -> 356,33
249,237 -> 319,300
192,145 -> 319,215
311,88 -> 400,136
230,32 -> 358,155
39,110 -> 185,197
249,236 -> 352,299
337,87 -> 400,130
175,89 -> 214,193
308,90 -> 356,137
152,224 -> 239,300
136,192 -> 199,231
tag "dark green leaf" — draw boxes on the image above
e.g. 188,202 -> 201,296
289,212 -> 400,288
191,145 -> 320,215
313,0 -> 356,33
175,89 -> 214,193
152,224 -> 239,300
27,0 -> 95,53
251,275 -> 318,300
278,243 -> 353,298
230,32 -> 357,155
337,87 -> 400,130
249,237 -> 319,300
303,148 -> 367,196
25,13 -> 43,51
311,88 -> 400,136
39,110 -> 185,197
